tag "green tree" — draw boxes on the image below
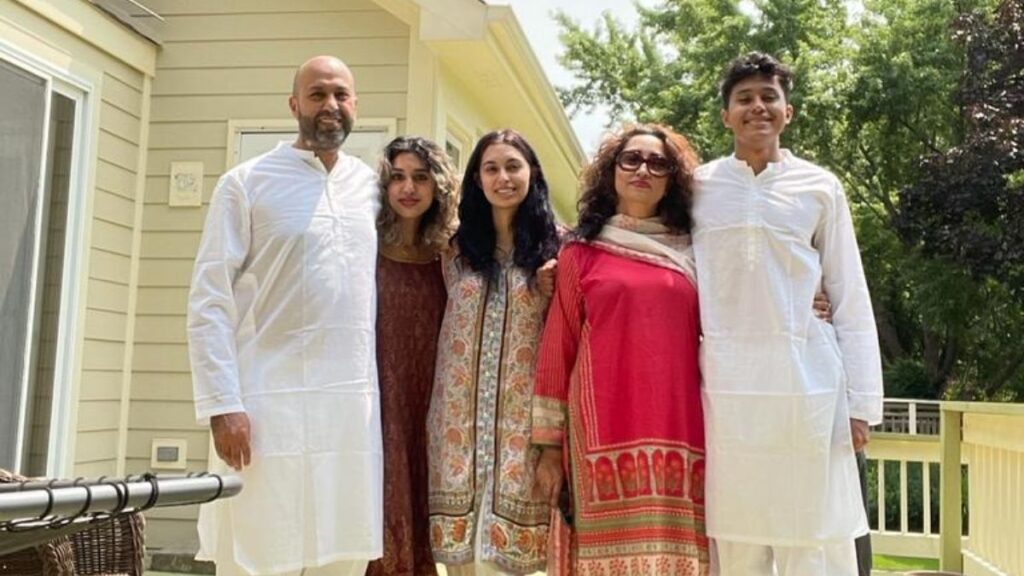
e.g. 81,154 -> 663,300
555,0 -> 1021,399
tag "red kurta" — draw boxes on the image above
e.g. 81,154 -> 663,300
533,242 -> 708,576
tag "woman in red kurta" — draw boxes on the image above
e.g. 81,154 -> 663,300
532,124 -> 709,575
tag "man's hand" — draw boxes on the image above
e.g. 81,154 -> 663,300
850,418 -> 870,452
211,412 -> 252,471
537,259 -> 558,298
813,290 -> 833,323
533,447 -> 564,508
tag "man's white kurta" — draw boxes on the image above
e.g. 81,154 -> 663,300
692,152 -> 883,546
187,142 -> 382,574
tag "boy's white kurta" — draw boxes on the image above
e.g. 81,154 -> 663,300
187,142 -> 383,574
692,152 -> 883,546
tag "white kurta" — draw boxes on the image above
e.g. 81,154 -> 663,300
187,142 -> 383,574
692,152 -> 883,546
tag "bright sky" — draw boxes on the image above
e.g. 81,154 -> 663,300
490,0 -> 645,154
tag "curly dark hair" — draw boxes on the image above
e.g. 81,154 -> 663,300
377,135 -> 458,252
454,129 -> 560,278
576,123 -> 700,241
719,51 -> 794,107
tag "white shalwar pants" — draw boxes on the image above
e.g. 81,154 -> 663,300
713,539 -> 858,576
215,557 -> 368,576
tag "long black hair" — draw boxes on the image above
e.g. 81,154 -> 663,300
454,129 -> 560,278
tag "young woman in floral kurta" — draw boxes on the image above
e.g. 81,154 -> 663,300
368,136 -> 458,576
427,130 -> 560,575
532,125 -> 710,576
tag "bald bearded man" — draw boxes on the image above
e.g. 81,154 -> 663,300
188,56 -> 383,576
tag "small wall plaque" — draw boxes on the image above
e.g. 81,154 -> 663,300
169,161 -> 204,207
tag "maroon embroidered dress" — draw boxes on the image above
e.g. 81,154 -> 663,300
366,254 -> 446,576
533,242 -> 709,575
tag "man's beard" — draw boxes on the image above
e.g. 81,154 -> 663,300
297,110 -> 353,151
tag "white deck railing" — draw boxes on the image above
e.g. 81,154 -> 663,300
865,399 -> 1024,575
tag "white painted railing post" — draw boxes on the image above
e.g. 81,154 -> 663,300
909,401 -> 918,435
939,406 -> 963,573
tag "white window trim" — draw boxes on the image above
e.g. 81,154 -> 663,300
0,39 -> 95,478
225,117 -> 398,170
445,117 -> 472,171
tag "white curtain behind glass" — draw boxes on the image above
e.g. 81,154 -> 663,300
0,60 -> 47,470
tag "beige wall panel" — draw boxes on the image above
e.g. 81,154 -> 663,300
157,38 -> 409,69
150,93 -> 406,123
131,373 -> 196,402
152,65 -> 408,96
86,278 -> 130,313
88,249 -> 131,283
136,286 -> 190,315
96,159 -> 138,199
146,148 -> 226,177
97,129 -> 140,173
132,343 -> 189,373
94,189 -> 136,227
142,503 -> 205,521
159,12 -> 406,43
84,309 -> 128,342
141,232 -> 201,259
76,400 -> 121,432
99,101 -> 142,145
134,315 -> 187,344
129,400 -> 196,430
138,259 -> 194,287
148,0 -> 378,15
82,340 -> 126,371
100,71 -> 145,114
90,219 -> 134,256
142,517 -> 200,552
143,205 -> 207,232
79,370 -> 123,402
145,176 -> 219,205
149,122 -> 225,150
125,429 -> 207,460
73,460 -> 117,477
74,430 -> 120,462
2,3 -> 148,87
100,72 -> 144,117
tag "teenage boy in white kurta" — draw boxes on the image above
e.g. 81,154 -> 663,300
692,52 -> 883,575
188,56 -> 382,576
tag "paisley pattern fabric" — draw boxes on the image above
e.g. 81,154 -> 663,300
427,254 -> 551,573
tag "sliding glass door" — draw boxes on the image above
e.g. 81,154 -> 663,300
0,56 -> 82,476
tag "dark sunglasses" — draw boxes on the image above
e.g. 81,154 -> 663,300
615,150 -> 676,177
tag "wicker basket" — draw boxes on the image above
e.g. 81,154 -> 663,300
0,470 -> 145,576
0,470 -> 76,576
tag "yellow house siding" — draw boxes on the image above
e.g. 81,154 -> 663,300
131,1 -> 411,551
1,0 -> 156,477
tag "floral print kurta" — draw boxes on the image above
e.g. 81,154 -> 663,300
427,254 -> 550,574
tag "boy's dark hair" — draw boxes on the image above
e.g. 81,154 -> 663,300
719,52 -> 794,106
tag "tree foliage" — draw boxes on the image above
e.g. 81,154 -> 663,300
556,0 -> 1022,400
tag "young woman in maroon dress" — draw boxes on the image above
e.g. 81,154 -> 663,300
367,136 -> 458,576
